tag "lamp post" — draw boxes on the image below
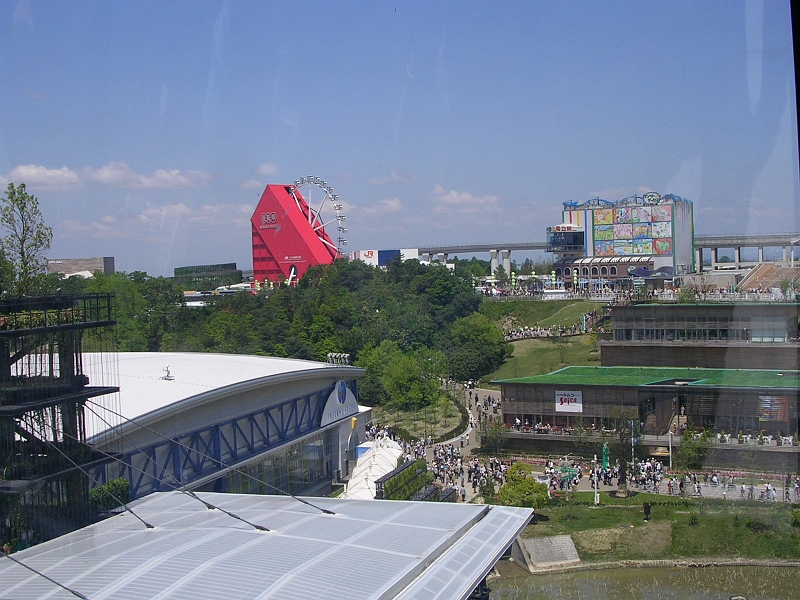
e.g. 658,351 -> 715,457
668,430 -> 673,469
593,454 -> 600,506
629,420 -> 635,474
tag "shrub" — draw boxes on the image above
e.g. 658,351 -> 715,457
746,518 -> 772,533
792,509 -> 800,529
89,478 -> 130,512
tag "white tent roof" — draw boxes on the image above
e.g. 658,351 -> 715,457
340,437 -> 404,500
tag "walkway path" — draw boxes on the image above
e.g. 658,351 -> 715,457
423,386 -> 502,503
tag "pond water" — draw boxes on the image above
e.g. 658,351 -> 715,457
489,565 -> 799,600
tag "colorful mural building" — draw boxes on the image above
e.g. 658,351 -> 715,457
546,192 -> 694,286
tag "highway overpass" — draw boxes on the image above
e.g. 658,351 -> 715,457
418,232 -> 800,273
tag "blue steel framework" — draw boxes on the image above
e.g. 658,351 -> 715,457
89,380 -> 353,499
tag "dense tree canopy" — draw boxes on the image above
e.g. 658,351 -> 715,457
45,259 -> 508,406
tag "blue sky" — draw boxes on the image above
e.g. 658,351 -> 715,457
1,1 -> 797,275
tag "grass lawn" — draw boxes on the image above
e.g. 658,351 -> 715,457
534,301 -> 602,329
371,394 -> 464,440
479,299 -> 604,387
486,334 -> 600,385
480,299 -> 602,331
524,493 -> 800,562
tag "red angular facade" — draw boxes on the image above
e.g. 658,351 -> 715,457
251,184 -> 339,283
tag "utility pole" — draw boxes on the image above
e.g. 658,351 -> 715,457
629,420 -> 635,475
668,431 -> 673,469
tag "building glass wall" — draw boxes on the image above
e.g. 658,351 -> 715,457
223,429 -> 333,496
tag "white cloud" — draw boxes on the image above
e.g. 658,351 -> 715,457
1,161 -> 211,191
430,184 -> 500,214
62,202 -> 254,242
84,162 -> 211,189
257,163 -> 279,176
84,162 -> 135,186
239,179 -> 264,190
368,172 -> 417,185
361,198 -> 404,216
4,164 -> 81,190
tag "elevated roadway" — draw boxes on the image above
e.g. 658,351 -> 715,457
418,232 -> 800,273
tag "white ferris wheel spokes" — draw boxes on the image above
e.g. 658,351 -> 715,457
290,176 -> 347,257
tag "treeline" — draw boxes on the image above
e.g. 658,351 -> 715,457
57,259 -> 511,408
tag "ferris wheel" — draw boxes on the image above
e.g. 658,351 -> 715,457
289,176 -> 347,258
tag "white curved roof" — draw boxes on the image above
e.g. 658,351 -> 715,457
101,352 -> 331,422
84,352 -> 364,445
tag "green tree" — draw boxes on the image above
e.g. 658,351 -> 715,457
452,257 -> 490,280
0,247 -> 13,295
355,341 -> 404,406
520,258 -> 534,276
445,313 -> 509,380
479,421 -> 508,456
0,183 -> 53,296
497,462 -> 549,508
605,410 -> 637,493
479,477 -> 497,504
493,264 -> 508,286
547,333 -> 570,365
674,432 -> 708,472
85,272 -> 148,351
204,309 -> 258,354
139,275 -> 183,351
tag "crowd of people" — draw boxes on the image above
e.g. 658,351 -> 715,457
472,391 -> 501,419
367,386 -> 799,506
503,310 -> 604,340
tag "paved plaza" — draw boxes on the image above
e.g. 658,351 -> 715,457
427,387 -> 798,505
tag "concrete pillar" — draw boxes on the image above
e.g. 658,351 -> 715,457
695,248 -> 703,273
712,247 -> 719,271
783,246 -> 787,262
490,249 -> 499,274
501,250 -> 511,276
792,246 -> 796,268
758,247 -> 764,262
437,252 -> 448,263
421,253 -> 432,263
734,247 -> 741,269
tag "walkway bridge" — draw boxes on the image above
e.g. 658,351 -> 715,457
418,233 -> 800,274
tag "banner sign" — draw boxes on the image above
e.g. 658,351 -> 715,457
758,395 -> 789,422
555,390 -> 582,413
320,380 -> 359,426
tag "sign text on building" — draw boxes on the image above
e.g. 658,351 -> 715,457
555,390 -> 583,413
